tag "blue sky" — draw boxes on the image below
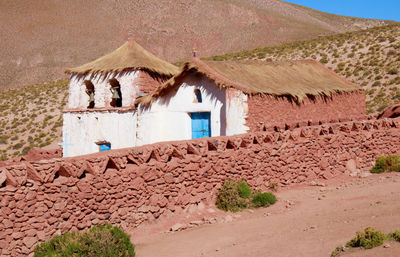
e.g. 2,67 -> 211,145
283,0 -> 400,21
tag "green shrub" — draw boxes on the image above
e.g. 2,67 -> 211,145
216,180 -> 248,212
34,224 -> 135,257
216,180 -> 277,212
372,81 -> 381,87
252,192 -> 277,208
238,181 -> 252,199
346,227 -> 385,249
371,155 -> 400,173
388,230 -> 400,242
388,68 -> 398,75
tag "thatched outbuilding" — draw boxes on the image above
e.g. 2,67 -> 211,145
134,58 -> 365,144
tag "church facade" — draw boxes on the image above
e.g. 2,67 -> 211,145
62,40 -> 178,157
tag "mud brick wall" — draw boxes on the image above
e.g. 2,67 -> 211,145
134,71 -> 167,94
0,118 -> 399,256
246,91 -> 366,131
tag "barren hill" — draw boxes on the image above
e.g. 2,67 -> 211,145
0,0 -> 391,90
206,24 -> 400,114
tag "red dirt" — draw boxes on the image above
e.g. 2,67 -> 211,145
132,173 -> 400,257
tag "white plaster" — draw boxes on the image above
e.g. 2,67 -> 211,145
225,88 -> 249,135
64,71 -> 249,157
62,111 -> 137,157
136,75 -> 231,146
67,71 -> 140,109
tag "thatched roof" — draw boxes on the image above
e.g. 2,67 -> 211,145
65,40 -> 179,77
137,58 -> 362,106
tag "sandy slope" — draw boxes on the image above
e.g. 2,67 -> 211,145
132,173 -> 400,257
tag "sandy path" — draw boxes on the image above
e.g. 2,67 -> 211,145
132,173 -> 400,257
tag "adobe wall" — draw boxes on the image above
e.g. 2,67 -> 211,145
246,90 -> 366,131
67,71 -> 140,109
62,111 -> 137,157
136,76 -> 226,146
133,71 -> 166,94
0,118 -> 399,256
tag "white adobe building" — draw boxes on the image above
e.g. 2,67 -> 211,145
62,40 -> 179,157
62,41 -> 363,157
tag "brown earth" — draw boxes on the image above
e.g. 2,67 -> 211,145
132,173 -> 400,257
0,0 -> 391,91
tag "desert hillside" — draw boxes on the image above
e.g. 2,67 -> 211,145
205,24 -> 400,114
0,0 -> 391,90
0,24 -> 399,160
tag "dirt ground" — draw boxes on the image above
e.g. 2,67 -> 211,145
131,173 -> 400,257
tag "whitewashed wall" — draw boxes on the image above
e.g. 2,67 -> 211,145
136,75 -> 248,146
62,111 -> 136,157
67,71 -> 140,109
225,88 -> 249,135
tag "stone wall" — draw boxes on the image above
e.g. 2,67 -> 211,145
0,118 -> 399,256
246,91 -> 366,131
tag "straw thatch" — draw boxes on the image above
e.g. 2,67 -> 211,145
65,40 -> 179,78
137,58 -> 362,106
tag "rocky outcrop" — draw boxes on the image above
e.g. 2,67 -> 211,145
378,103 -> 400,119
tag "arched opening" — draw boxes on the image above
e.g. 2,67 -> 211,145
84,80 -> 95,108
109,78 -> 122,107
194,88 -> 202,103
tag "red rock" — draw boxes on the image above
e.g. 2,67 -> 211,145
76,181 -> 91,193
23,236 -> 37,249
48,217 -> 58,225
164,173 -> 174,183
36,230 -> 47,241
15,210 -> 24,217
11,232 -> 24,239
143,172 -> 158,182
3,219 -> 13,228
118,208 -> 128,216
26,191 -> 37,201
95,194 -> 106,202
61,212 -> 71,219
108,177 -> 121,187
158,197 -> 168,207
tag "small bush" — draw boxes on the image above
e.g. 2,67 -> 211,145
371,155 -> 400,173
346,227 -> 385,249
216,180 -> 248,212
238,181 -> 252,199
388,230 -> 400,242
216,180 -> 277,212
34,224 -> 135,257
372,81 -> 381,87
388,68 -> 398,75
252,192 -> 277,207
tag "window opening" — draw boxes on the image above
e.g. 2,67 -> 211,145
84,80 -> 95,108
109,78 -> 122,107
96,141 -> 111,152
194,89 -> 202,103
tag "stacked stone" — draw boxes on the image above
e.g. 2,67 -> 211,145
0,117 -> 399,256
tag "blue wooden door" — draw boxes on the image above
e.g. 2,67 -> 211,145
191,112 -> 211,139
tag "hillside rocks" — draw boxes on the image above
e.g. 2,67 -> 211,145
378,103 -> 400,119
0,118 -> 399,256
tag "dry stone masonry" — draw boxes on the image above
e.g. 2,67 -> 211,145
1,118 -> 400,256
